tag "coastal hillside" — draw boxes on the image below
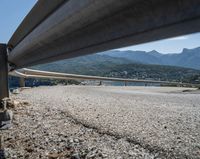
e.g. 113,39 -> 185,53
32,54 -> 200,83
100,47 -> 200,70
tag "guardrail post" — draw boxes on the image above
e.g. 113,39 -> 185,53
19,77 -> 25,87
0,44 -> 9,100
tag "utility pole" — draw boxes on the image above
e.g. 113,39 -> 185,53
0,44 -> 9,100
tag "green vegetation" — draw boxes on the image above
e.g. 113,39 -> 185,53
32,54 -> 200,84
10,53 -> 200,87
104,63 -> 200,84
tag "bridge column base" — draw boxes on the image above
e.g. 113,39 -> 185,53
0,44 -> 11,130
0,99 -> 13,130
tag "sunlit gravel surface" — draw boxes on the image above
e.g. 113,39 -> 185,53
12,86 -> 200,158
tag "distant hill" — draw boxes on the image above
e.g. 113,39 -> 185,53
32,53 -> 200,83
33,54 -> 132,76
100,47 -> 200,70
10,47 -> 200,87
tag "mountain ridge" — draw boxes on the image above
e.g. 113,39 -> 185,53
30,52 -> 200,84
100,47 -> 200,70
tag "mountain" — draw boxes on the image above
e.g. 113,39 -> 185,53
10,47 -> 200,87
100,47 -> 200,70
31,53 -> 200,84
33,54 -> 132,76
99,50 -> 162,64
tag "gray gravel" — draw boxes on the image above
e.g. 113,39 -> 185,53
2,86 -> 200,158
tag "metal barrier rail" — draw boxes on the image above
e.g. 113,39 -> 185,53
7,0 -> 200,69
9,68 -> 199,88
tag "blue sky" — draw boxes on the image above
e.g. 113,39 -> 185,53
0,0 -> 37,43
0,0 -> 200,54
117,33 -> 200,54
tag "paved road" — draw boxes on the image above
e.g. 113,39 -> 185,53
15,86 -> 200,158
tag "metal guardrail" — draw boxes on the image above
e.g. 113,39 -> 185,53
8,0 -> 66,48
7,0 -> 200,69
9,68 -> 199,88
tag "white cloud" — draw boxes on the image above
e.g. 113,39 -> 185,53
168,36 -> 188,41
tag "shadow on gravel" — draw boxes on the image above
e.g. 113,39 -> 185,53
0,149 -> 5,159
63,110 -> 190,159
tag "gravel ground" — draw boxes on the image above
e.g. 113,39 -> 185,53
1,86 -> 200,158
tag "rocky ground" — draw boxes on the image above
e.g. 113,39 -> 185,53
0,86 -> 200,159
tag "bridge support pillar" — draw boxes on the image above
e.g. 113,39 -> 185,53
124,81 -> 127,86
19,78 -> 25,87
99,81 -> 102,86
0,44 -> 9,100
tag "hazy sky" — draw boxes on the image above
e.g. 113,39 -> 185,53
117,33 -> 200,54
0,0 -> 199,54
